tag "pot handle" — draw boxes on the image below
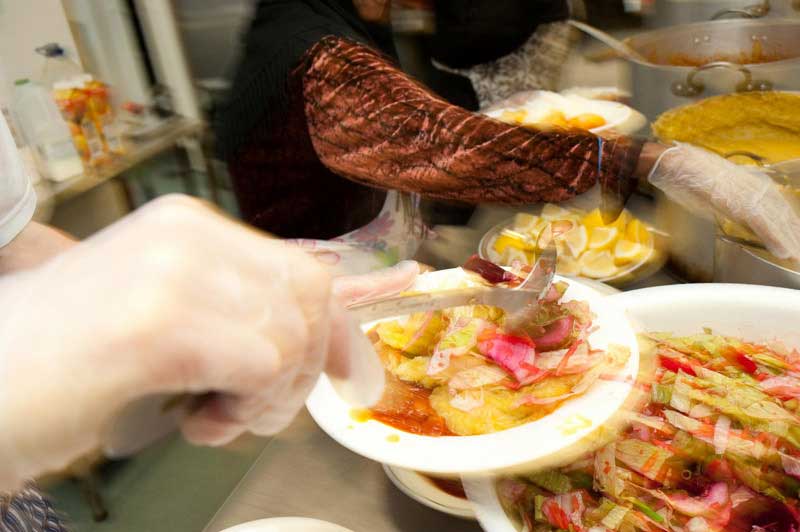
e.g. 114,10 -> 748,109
671,61 -> 773,97
710,0 -> 770,19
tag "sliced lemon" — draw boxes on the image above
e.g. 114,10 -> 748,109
582,208 -> 605,232
588,226 -> 619,251
501,246 -> 535,266
557,255 -> 581,276
625,219 -> 652,246
540,203 -> 574,221
579,250 -> 618,279
493,233 -> 534,256
613,239 -> 651,265
513,213 -> 540,235
561,225 -> 588,257
607,210 -> 632,232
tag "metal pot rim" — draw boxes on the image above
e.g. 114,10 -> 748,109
719,235 -> 800,275
623,17 -> 800,70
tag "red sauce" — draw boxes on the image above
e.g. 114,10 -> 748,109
369,373 -> 454,436
423,475 -> 467,499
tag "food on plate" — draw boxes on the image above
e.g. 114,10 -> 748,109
497,331 -> 800,532
483,204 -> 659,282
653,92 -> 800,165
366,259 -> 630,437
483,91 -> 645,136
498,109 -> 607,131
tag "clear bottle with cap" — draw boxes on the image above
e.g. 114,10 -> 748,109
12,78 -> 83,181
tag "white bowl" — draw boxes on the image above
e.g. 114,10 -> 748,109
219,517 -> 353,532
306,268 -> 639,476
383,465 -> 475,520
463,283 -> 800,532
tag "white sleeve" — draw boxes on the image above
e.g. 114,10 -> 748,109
0,113 -> 36,248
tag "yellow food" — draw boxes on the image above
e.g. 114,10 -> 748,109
588,226 -> 619,251
493,233 -> 534,254
556,255 -> 581,276
568,113 -> 606,130
562,225 -> 588,257
489,203 -> 658,282
500,109 -> 527,125
579,250 -> 617,278
625,219 -> 652,246
581,208 -> 606,232
613,239 -> 650,265
540,203 -> 575,221
653,92 -> 800,164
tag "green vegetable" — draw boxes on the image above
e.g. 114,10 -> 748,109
527,470 -> 573,494
568,471 -> 594,490
627,498 -> 665,523
651,383 -> 673,404
534,494 -> 545,522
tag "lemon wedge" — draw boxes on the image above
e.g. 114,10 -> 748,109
588,226 -> 619,251
613,239 -> 651,265
513,213 -> 540,235
582,208 -> 605,232
557,255 -> 581,276
561,225 -> 588,257
579,250 -> 618,279
493,233 -> 534,255
541,203 -> 574,221
502,247 -> 534,265
607,210 -> 632,232
625,219 -> 652,246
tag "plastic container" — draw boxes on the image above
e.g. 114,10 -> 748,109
36,43 -> 84,90
12,79 -> 82,182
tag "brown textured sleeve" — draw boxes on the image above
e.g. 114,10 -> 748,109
300,36 -> 643,205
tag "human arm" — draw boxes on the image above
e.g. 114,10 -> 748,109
0,195 -> 417,491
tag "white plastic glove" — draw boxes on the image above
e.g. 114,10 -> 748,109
648,143 -> 800,262
0,195 -> 417,491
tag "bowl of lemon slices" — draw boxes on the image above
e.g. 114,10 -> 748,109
479,204 -> 667,287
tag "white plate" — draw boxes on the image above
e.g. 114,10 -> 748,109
483,90 -> 646,135
383,464 -> 475,520
464,282 -> 800,532
219,517 -> 353,532
306,268 -> 639,475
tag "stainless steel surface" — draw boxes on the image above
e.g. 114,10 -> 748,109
621,19 -> 800,121
659,154 -> 800,283
714,235 -> 800,287
645,0 -> 800,28
203,411 -> 484,532
348,286 -> 540,324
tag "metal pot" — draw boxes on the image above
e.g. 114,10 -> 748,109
658,157 -> 800,283
623,19 -> 800,121
644,0 -> 800,29
714,237 -> 800,288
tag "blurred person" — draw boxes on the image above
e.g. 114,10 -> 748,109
216,0 -> 800,261
0,114 -> 417,528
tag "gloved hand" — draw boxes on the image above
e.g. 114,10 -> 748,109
0,195 -> 417,491
648,142 -> 800,262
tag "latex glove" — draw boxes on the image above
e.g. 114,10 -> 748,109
0,195 -> 417,491
648,143 -> 800,262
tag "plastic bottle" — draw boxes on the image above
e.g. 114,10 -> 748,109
12,79 -> 83,182
52,80 -> 104,168
36,43 -> 83,90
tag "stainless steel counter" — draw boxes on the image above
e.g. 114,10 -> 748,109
203,411 -> 484,532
